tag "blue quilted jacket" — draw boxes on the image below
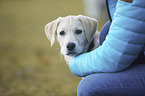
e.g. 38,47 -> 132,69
69,0 -> 145,77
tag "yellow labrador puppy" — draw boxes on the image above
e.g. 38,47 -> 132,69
45,15 -> 100,58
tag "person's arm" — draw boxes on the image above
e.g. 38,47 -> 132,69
69,0 -> 145,77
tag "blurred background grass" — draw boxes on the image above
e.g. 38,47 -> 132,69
0,0 -> 107,96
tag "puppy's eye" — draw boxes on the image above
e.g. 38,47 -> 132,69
59,31 -> 65,36
76,30 -> 82,34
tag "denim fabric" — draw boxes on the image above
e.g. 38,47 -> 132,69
77,64 -> 145,96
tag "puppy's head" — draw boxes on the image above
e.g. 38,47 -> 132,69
45,15 -> 98,56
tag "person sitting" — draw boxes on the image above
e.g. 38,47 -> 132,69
65,0 -> 145,96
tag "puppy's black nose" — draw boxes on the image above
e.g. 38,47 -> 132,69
67,43 -> 75,51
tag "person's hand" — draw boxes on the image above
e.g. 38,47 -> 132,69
64,55 -> 72,65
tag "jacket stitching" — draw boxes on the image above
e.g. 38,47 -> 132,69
116,11 -> 145,23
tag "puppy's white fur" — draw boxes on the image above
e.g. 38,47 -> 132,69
45,15 -> 100,57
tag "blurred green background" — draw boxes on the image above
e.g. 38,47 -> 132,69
0,0 -> 106,96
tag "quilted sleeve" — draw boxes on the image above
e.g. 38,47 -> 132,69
69,0 -> 145,77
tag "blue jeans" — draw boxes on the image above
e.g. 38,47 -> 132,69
77,21 -> 145,96
77,65 -> 145,96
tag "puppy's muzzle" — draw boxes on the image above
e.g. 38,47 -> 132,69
67,42 -> 75,51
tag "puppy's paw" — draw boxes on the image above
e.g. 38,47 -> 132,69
64,55 -> 72,65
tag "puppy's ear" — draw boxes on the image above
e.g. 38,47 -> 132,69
77,15 -> 98,42
45,17 -> 62,46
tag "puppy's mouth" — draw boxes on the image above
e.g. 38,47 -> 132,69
66,51 -> 77,56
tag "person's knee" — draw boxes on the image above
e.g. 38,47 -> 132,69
77,74 -> 107,96
77,77 -> 111,96
77,66 -> 145,96
77,78 -> 93,96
